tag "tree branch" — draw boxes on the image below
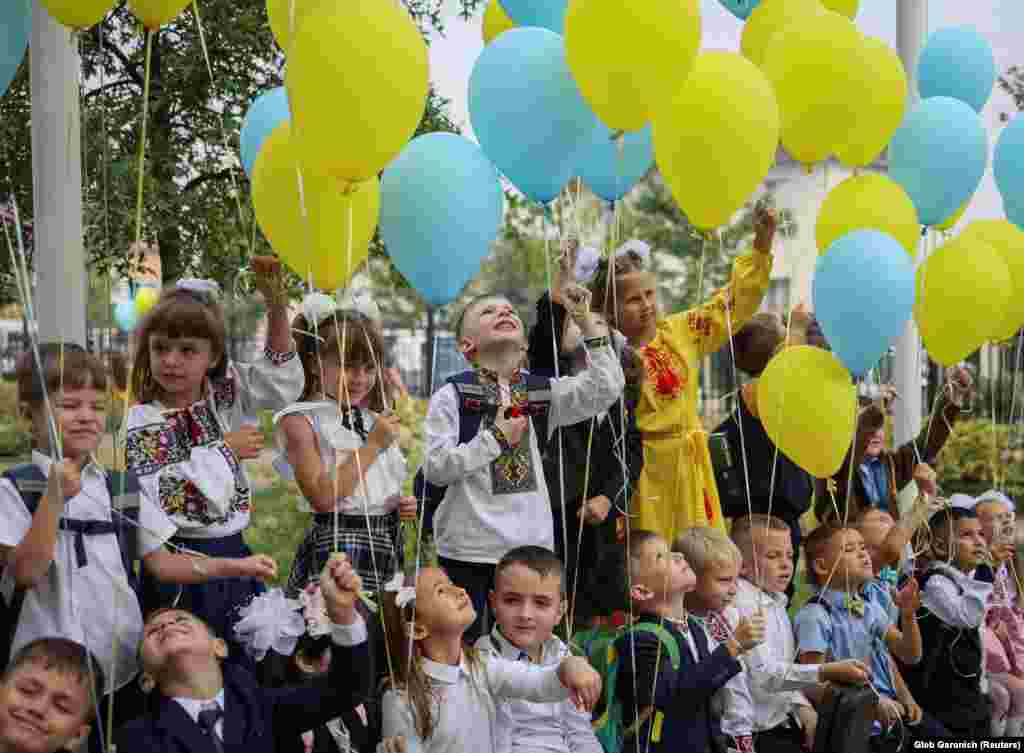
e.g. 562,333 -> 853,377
183,168 -> 234,193
83,79 -> 138,102
98,21 -> 145,88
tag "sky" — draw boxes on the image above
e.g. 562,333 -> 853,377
428,0 -> 1023,222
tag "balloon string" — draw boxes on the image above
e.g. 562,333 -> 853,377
1005,330 -> 1024,493
133,29 -> 154,248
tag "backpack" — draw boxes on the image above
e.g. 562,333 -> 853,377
0,463 -> 142,668
574,622 -> 681,753
414,370 -> 553,533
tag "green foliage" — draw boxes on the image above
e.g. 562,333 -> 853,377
0,419 -> 30,458
936,419 -> 1024,500
1000,65 -> 1024,111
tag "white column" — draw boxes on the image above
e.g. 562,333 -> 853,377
30,2 -> 86,346
892,0 -> 928,446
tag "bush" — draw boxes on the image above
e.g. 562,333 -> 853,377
936,419 -> 1024,500
0,419 -> 29,457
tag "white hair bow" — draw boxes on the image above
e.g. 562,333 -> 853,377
233,588 -> 307,662
339,288 -> 381,324
949,493 -> 977,510
176,278 -> 221,302
385,571 -> 416,610
977,489 -> 1016,514
301,292 -> 337,329
615,239 -> 651,263
574,246 -> 601,284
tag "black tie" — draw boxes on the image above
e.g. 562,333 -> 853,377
197,702 -> 225,753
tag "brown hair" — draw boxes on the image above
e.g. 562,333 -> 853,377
16,343 -> 107,409
803,524 -> 846,588
130,288 -> 228,403
732,312 -> 786,377
5,638 -> 104,721
104,351 -> 129,393
495,546 -> 565,594
589,252 -> 646,328
292,309 -> 387,410
730,514 -> 791,560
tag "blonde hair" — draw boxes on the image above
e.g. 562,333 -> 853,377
673,526 -> 742,576
730,514 -> 791,561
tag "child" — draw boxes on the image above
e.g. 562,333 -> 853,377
125,259 -> 302,654
474,546 -> 602,753
613,530 -> 763,753
587,206 -> 777,544
423,287 -> 624,640
0,638 -> 102,753
527,242 -> 644,626
275,303 -> 416,597
377,566 -> 602,753
795,524 -> 949,749
729,516 -> 870,753
0,345 -> 275,691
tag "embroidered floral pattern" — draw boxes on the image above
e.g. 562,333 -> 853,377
486,378 -> 538,495
211,377 -> 237,412
126,402 -> 222,476
264,346 -> 297,367
706,611 -> 731,644
704,489 -> 715,524
641,344 -> 686,399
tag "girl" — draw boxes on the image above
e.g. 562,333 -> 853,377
274,301 -> 417,597
377,567 -> 601,753
124,257 -> 302,658
587,206 -> 776,543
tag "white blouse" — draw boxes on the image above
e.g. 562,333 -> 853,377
273,402 -> 407,516
125,351 -> 302,538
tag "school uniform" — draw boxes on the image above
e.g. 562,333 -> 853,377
115,618 -> 371,753
380,649 -> 573,753
475,627 -> 602,753
125,350 -> 301,654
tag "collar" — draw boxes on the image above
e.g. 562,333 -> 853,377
31,450 -> 102,479
487,627 -> 561,664
420,655 -> 473,685
737,577 -> 788,609
815,587 -> 868,614
477,366 -> 523,385
173,689 -> 225,723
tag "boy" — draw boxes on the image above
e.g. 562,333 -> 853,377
900,508 -> 993,739
424,289 -> 624,639
614,530 -> 764,753
116,554 -> 370,753
0,346 -> 274,722
0,638 -> 102,753
729,516 -> 870,753
475,546 -> 602,753
795,525 -> 948,750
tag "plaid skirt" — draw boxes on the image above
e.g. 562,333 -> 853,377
287,511 -> 403,597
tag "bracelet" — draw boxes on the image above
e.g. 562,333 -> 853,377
584,335 -> 610,349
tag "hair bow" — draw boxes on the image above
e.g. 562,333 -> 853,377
574,246 -> 601,284
176,278 -> 221,303
301,292 -> 338,329
384,571 -> 416,610
338,288 -> 381,324
233,588 -> 307,662
976,489 -> 1015,514
615,239 -> 651,263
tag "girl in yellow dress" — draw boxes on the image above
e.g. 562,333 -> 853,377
589,206 -> 777,543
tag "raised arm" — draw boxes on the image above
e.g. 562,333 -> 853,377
5,463 -> 80,588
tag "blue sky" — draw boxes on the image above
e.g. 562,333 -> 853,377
430,0 -> 1022,220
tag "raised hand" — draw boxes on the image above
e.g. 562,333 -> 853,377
225,425 -> 265,460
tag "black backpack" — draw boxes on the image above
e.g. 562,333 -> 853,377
0,463 -> 142,668
414,370 -> 553,533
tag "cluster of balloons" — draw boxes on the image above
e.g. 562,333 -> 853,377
113,287 -> 159,332
0,0 -> 30,100
995,114 -> 1024,231
40,0 -> 191,30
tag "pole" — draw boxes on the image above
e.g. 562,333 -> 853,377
30,2 -> 87,347
892,0 -> 927,447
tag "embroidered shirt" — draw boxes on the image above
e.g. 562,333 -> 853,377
0,451 -> 177,692
125,351 -> 302,538
273,402 -> 406,516
423,344 -> 623,564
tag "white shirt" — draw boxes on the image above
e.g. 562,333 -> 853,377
475,629 -> 602,753
732,578 -> 816,733
125,353 -> 302,539
381,650 -> 571,753
920,562 -> 993,629
273,403 -> 406,516
0,451 -> 177,692
690,607 -> 757,742
424,344 -> 624,564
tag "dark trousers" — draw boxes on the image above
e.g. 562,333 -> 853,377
438,556 -> 496,643
89,680 -> 147,753
871,712 -> 950,752
754,724 -> 805,753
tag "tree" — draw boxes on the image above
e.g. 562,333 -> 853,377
1000,66 -> 1024,111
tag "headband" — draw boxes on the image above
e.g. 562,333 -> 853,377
384,571 -> 416,610
176,278 -> 221,303
574,240 -> 652,284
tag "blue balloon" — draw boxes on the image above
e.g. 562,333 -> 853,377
995,115 -> 1024,230
718,0 -> 761,21
813,230 -> 916,378
889,97 -> 987,227
499,0 -> 566,32
575,123 -> 654,202
380,133 -> 504,307
469,28 -> 597,203
240,87 -> 290,177
1,0 -> 30,99
114,301 -> 138,332
918,26 -> 996,113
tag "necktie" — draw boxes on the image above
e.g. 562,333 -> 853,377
197,702 -> 225,753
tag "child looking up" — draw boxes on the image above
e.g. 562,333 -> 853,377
588,206 -> 777,543
378,566 -> 601,753
125,259 -> 302,657
423,289 -> 623,640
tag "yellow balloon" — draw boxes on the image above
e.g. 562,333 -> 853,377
654,52 -> 779,231
935,199 -> 969,231
821,0 -> 858,18
266,0 -> 296,52
816,174 -> 919,258
40,0 -> 112,29
958,220 -> 1024,341
128,0 -> 192,29
741,0 -> 823,68
134,288 -> 160,318
758,346 -> 857,478
915,235 -> 1011,366
834,37 -> 907,168
565,0 -> 700,132
483,0 -> 515,44
286,0 -> 428,185
762,10 -> 863,165
252,123 -> 378,291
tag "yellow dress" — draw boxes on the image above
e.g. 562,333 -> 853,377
633,248 -> 772,542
